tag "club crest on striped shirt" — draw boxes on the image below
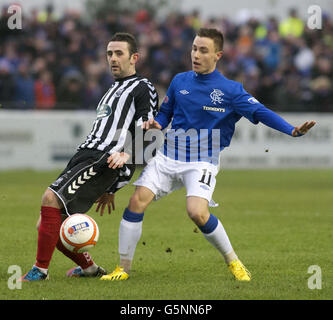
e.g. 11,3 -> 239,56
96,103 -> 112,120
115,88 -> 125,97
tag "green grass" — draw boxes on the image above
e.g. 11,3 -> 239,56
0,169 -> 332,300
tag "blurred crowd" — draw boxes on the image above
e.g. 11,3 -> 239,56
0,5 -> 332,112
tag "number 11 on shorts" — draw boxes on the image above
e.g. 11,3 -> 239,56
199,169 -> 212,187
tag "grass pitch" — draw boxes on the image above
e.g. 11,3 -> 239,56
0,168 -> 332,300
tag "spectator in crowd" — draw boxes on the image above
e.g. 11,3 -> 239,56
56,70 -> 84,110
0,58 -> 15,108
279,8 -> 304,38
84,78 -> 102,110
13,62 -> 35,109
34,70 -> 56,109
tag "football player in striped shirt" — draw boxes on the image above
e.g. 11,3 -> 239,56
101,28 -> 315,282
21,33 -> 158,281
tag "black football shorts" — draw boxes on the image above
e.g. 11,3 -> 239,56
49,148 -> 119,215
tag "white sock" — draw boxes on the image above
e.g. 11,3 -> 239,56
35,265 -> 48,275
118,218 -> 143,262
202,220 -> 235,263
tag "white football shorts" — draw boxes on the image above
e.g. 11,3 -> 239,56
133,151 -> 219,203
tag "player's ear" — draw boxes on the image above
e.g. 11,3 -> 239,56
216,50 -> 223,61
130,52 -> 139,65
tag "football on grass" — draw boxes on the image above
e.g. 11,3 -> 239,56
60,214 -> 99,253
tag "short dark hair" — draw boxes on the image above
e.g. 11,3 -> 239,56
196,28 -> 224,51
110,32 -> 138,56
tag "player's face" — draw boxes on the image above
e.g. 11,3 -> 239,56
191,36 -> 222,74
106,41 -> 138,79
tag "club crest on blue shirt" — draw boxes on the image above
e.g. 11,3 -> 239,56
210,89 -> 224,105
163,95 -> 169,104
248,97 -> 259,104
96,103 -> 112,120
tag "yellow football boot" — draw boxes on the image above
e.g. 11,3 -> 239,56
228,259 -> 251,281
100,266 -> 129,281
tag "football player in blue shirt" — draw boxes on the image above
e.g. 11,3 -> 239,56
101,28 -> 316,281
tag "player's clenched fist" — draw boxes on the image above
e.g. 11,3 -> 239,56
142,118 -> 162,130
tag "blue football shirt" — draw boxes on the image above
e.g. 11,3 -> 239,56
155,68 -> 294,164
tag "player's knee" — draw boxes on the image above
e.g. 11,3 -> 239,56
187,209 -> 207,226
186,201 -> 210,226
128,193 -> 146,212
128,187 -> 153,212
41,189 -> 61,208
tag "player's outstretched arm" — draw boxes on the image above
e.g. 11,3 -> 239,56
252,106 -> 316,137
141,118 -> 162,130
291,121 -> 316,137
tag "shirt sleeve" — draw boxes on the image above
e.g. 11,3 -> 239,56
253,105 -> 295,136
232,83 -> 295,136
134,81 -> 159,127
154,76 -> 176,129
231,83 -> 263,124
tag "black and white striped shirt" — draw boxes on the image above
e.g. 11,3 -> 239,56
79,74 -> 158,155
